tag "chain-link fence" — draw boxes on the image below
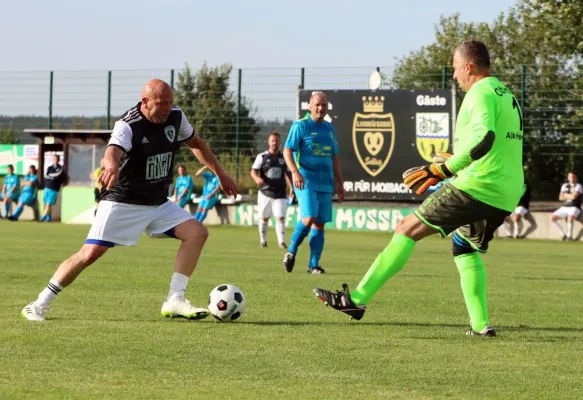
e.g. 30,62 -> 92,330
1,65 -> 582,198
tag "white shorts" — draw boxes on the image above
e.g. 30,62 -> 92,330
257,191 -> 287,219
553,206 -> 581,219
512,206 -> 529,216
86,200 -> 194,247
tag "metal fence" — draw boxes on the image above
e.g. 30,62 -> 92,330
1,65 -> 582,196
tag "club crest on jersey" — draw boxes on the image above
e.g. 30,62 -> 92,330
278,158 -> 285,165
352,96 -> 395,177
415,112 -> 450,162
164,126 -> 176,143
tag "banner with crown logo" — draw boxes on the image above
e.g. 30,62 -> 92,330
352,96 -> 395,177
298,89 -> 452,201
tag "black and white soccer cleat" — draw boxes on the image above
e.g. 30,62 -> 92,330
313,283 -> 366,320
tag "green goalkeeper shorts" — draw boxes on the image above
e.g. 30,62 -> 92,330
414,183 -> 510,252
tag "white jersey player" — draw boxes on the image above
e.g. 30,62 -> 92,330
250,131 -> 294,249
551,172 -> 582,241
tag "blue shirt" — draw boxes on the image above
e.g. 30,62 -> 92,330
175,175 -> 193,197
202,171 -> 220,198
22,173 -> 38,197
4,174 -> 20,195
284,115 -> 339,193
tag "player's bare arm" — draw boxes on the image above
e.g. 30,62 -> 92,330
283,148 -> 304,190
194,166 -> 208,177
250,168 -> 265,186
285,172 -> 294,197
99,146 -> 124,190
186,135 -> 238,197
332,155 -> 345,202
206,185 -> 222,200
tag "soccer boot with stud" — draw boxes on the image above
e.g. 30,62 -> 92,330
21,302 -> 49,321
282,252 -> 296,273
313,283 -> 366,320
466,326 -> 496,337
161,295 -> 209,320
307,266 -> 326,274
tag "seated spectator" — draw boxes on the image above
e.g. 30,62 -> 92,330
503,181 -> 533,238
551,172 -> 582,241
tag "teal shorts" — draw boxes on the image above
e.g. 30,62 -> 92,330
43,188 -> 59,206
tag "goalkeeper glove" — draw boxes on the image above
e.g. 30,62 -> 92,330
432,152 -> 452,164
403,163 -> 453,195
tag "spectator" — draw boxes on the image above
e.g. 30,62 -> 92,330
2,164 -> 20,217
551,172 -> 582,241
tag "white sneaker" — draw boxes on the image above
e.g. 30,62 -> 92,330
21,302 -> 49,321
161,296 -> 209,320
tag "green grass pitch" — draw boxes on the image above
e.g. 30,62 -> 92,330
1,222 -> 583,399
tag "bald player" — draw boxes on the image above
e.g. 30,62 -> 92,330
282,91 -> 345,275
21,79 -> 238,321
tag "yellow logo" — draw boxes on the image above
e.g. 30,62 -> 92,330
353,96 -> 395,177
415,112 -> 450,162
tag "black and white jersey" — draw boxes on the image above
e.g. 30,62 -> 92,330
101,103 -> 194,206
252,151 -> 288,199
561,182 -> 583,208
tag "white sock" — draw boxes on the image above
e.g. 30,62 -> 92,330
276,220 -> 286,244
503,221 -> 511,236
567,220 -> 573,238
167,272 -> 189,300
36,279 -> 63,308
553,220 -> 566,236
513,220 -> 521,237
259,220 -> 268,243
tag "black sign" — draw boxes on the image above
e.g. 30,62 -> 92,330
298,89 -> 452,201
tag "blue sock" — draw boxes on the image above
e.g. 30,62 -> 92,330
46,214 -> 52,222
288,221 -> 311,254
198,210 -> 208,222
308,228 -> 325,268
12,205 -> 24,220
4,203 -> 9,216
194,211 -> 201,220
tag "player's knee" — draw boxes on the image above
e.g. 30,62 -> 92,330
451,240 -> 475,257
395,215 -> 419,237
79,245 -> 108,266
302,217 -> 316,226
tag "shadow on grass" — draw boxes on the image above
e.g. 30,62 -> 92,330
514,276 -> 583,282
42,317 -> 583,333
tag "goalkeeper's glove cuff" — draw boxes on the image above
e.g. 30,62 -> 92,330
432,163 -> 453,179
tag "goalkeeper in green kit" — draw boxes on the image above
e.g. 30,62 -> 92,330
313,40 -> 524,337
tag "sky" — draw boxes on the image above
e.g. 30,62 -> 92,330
1,0 -> 518,71
0,0 -> 518,120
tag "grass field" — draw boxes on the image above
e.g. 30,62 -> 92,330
1,222 -> 583,399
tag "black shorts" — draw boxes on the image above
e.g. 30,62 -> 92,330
414,183 -> 510,253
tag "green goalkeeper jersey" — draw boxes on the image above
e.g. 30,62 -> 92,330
445,77 -> 524,212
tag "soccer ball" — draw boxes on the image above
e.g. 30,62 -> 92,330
208,284 -> 246,322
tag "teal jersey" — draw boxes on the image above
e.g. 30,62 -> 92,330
284,114 -> 339,193
202,171 -> 220,198
21,173 -> 38,197
446,77 -> 524,212
4,174 -> 20,195
175,175 -> 193,196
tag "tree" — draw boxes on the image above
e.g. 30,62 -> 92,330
174,62 -> 260,155
390,6 -> 583,199
0,126 -> 19,144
